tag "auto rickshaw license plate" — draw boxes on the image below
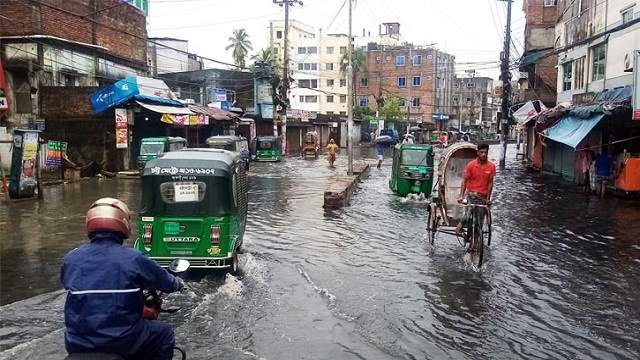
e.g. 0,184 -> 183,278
164,222 -> 180,235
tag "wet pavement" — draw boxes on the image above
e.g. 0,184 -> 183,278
1,145 -> 639,359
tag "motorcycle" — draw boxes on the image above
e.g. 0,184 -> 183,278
64,259 -> 190,360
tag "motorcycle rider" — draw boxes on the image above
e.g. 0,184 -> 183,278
60,198 -> 184,360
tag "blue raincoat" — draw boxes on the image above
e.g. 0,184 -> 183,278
60,232 -> 182,359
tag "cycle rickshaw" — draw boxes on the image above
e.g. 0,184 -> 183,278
426,143 -> 492,268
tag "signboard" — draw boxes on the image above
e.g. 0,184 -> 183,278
9,130 -> 40,199
369,118 -> 379,127
34,119 -> 46,132
431,113 -> 450,121
634,50 -> 640,120
115,108 -> 128,149
221,101 -> 230,111
45,141 -> 67,169
0,88 -> 8,111
211,88 -> 227,102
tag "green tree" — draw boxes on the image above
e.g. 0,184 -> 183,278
226,28 -> 253,69
340,47 -> 367,112
378,97 -> 404,121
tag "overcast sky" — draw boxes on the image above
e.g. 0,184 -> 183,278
147,0 -> 526,79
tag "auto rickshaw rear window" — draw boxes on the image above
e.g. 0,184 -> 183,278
141,142 -> 165,155
159,181 -> 206,203
259,141 -> 272,149
402,150 -> 431,166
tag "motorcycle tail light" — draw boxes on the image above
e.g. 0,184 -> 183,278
210,225 -> 221,246
143,224 -> 153,246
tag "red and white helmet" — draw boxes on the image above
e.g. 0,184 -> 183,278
86,197 -> 132,238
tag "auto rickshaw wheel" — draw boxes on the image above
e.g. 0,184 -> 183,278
228,252 -> 239,276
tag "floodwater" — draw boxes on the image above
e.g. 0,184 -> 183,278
1,145 -> 639,359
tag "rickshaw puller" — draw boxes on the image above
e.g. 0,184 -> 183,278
456,143 -> 495,236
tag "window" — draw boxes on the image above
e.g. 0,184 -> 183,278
326,95 -> 334,103
305,96 -> 318,103
412,55 -> 422,66
298,79 -> 318,88
340,46 -> 347,54
276,30 -> 283,39
298,47 -> 306,54
412,76 -> 421,86
299,95 -> 305,102
622,7 -> 634,24
340,95 -> 347,103
300,63 -> 318,71
562,61 -> 573,91
274,48 -> 279,55
466,97 -> 471,102
327,79 -> 335,86
574,57 -> 585,89
298,63 -> 304,70
326,63 -> 334,71
340,79 -> 346,87
339,111 -> 346,115
411,97 -> 420,107
591,44 -> 606,81
396,55 -> 406,66
466,82 -> 474,88
326,47 -> 334,54
398,76 -> 407,87
360,78 -> 368,87
307,47 -> 318,54
359,96 -> 368,108
543,0 -> 557,6
453,96 -> 459,102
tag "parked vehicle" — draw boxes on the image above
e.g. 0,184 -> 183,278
389,144 -> 435,197
301,131 -> 319,159
137,137 -> 187,173
206,135 -> 250,169
255,136 -> 282,162
135,149 -> 248,274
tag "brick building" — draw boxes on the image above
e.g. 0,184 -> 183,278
452,76 -> 498,133
518,0 -> 558,107
0,0 -> 148,170
355,44 -> 455,128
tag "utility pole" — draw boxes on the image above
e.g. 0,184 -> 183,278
498,0 -> 512,169
270,21 -> 277,137
347,0 -> 354,174
273,0 -> 303,155
406,46 -> 412,135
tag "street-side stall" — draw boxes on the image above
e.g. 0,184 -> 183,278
538,86 -> 639,194
90,76 -> 191,170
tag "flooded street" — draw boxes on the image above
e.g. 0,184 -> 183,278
1,145 -> 639,359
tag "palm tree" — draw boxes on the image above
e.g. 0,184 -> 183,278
340,47 -> 367,111
226,29 -> 253,69
251,48 -> 274,63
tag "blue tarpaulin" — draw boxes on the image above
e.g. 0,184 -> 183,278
90,76 -> 183,113
543,113 -> 604,148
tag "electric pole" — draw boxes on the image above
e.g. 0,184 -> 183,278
498,0 -> 512,169
347,0 -> 354,174
273,0 -> 303,155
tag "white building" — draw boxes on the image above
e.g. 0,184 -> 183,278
148,37 -> 203,76
319,33 -> 349,115
555,0 -> 639,104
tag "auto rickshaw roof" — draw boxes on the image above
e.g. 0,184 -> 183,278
142,148 -> 239,176
206,135 -> 246,142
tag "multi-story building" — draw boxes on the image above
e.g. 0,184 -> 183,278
452,76 -> 498,133
433,51 -> 457,122
355,44 -> 456,126
318,33 -> 349,116
555,0 -> 639,104
147,37 -> 203,76
518,0 -> 558,107
355,22 -> 403,48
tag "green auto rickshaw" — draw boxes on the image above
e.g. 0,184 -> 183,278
255,136 -> 282,162
137,137 -> 187,172
389,144 -> 435,197
134,149 -> 248,274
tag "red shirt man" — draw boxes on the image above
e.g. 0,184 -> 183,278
458,143 -> 496,204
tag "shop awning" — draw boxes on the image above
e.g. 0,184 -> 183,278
90,76 -> 182,113
542,113 -> 604,148
188,104 -> 237,121
135,101 -> 192,114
